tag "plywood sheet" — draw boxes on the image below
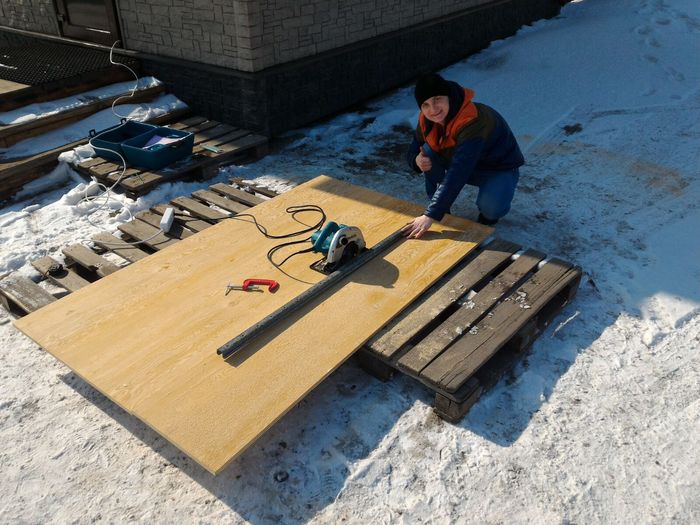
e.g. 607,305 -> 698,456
14,176 -> 491,474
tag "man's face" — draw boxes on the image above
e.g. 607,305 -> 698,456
421,95 -> 449,125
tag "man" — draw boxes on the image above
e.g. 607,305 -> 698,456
401,73 -> 524,239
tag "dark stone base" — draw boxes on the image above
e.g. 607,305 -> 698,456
3,0 -> 562,136
0,30 -> 36,48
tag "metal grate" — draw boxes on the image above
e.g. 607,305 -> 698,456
0,42 -> 139,86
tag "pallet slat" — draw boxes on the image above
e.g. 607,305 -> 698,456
369,238 -> 521,360
0,276 -> 56,314
91,232 -> 151,263
230,177 -> 279,198
191,189 -> 250,214
32,256 -> 90,292
398,249 -> 545,376
62,244 -> 121,278
421,259 -> 578,392
135,210 -> 194,241
209,183 -> 265,207
170,196 -> 229,221
151,204 -> 212,233
117,220 -> 181,251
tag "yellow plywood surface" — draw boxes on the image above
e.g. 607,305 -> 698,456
14,176 -> 491,473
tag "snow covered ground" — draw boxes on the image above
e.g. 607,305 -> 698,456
1,0 -> 699,523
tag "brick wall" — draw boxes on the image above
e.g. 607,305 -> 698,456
0,0 -> 58,35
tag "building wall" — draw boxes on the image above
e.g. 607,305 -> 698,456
251,0 -> 487,70
119,0 -> 493,72
0,0 -> 58,35
117,0 -> 257,71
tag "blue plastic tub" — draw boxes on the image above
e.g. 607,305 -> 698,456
88,120 -> 157,162
121,126 -> 195,170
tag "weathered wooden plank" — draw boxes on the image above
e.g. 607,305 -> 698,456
209,183 -> 265,207
0,67 -> 134,112
91,232 -> 151,263
369,238 -> 521,360
191,189 -> 250,215
151,204 -> 212,233
421,259 -> 577,392
0,276 -> 56,314
196,129 -> 251,151
135,210 -> 194,241
169,115 -> 208,129
0,85 -> 166,148
170,196 -> 229,222
214,133 -> 268,155
77,156 -> 110,170
32,256 -> 90,293
192,123 -> 237,143
433,378 -> 482,422
62,244 -> 122,278
184,119 -> 221,135
117,220 -> 182,251
399,249 -> 545,376
230,177 -> 279,198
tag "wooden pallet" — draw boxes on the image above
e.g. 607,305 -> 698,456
0,107 -> 191,203
0,84 -> 166,148
0,178 -> 274,312
74,116 -> 269,198
358,238 -> 582,422
0,66 -> 136,113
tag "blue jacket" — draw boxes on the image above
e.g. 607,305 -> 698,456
407,87 -> 524,220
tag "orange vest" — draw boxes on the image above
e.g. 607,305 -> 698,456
419,88 -> 478,153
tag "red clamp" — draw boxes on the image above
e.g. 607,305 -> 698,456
226,279 -> 279,294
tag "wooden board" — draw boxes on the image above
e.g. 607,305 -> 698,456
13,176 -> 491,474
0,85 -> 166,148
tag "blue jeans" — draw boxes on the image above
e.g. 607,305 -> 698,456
423,146 -> 519,220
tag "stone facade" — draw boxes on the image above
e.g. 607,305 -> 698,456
252,0 -> 486,70
117,0 -> 256,71
0,0 -> 57,36
117,0 -> 491,72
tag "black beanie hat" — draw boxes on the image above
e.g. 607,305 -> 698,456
414,74 -> 451,106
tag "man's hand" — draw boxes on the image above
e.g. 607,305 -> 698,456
401,215 -> 434,239
415,149 -> 432,172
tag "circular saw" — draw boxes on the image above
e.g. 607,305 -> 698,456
310,221 -> 367,274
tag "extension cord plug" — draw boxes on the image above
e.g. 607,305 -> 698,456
160,207 -> 175,233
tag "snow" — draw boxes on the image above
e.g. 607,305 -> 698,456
1,0 -> 699,523
0,76 -> 162,126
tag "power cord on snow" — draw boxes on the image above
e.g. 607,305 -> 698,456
76,41 -> 172,247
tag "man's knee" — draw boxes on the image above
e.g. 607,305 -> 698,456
478,197 -> 512,219
476,170 -> 519,219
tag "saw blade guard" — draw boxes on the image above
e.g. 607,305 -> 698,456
325,226 -> 366,265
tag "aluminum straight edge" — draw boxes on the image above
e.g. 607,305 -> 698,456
217,229 -> 405,359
